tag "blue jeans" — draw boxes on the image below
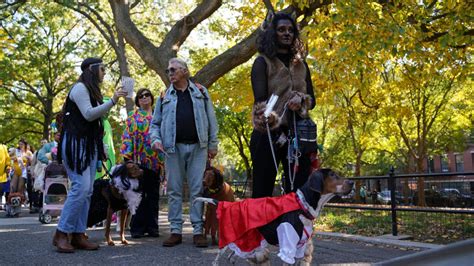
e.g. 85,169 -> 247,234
165,143 -> 207,235
57,137 -> 97,233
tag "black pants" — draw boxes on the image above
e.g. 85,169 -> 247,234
26,174 -> 41,209
130,168 -> 160,235
250,129 -> 311,198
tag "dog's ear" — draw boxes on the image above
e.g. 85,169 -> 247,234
320,168 -> 341,182
308,170 -> 324,193
215,168 -> 224,186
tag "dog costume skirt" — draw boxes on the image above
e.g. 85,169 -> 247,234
217,193 -> 304,257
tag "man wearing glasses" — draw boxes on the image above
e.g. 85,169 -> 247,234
150,58 -> 219,248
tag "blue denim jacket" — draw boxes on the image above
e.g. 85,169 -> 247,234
150,81 -> 219,153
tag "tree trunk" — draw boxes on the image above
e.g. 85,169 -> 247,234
416,158 -> 426,206
42,98 -> 54,140
117,34 -> 134,113
354,152 -> 362,202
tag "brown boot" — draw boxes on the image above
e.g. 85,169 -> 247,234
193,234 -> 208,248
52,230 -> 74,253
71,233 -> 99,250
162,234 -> 182,247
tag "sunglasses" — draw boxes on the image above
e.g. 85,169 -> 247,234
165,67 -> 182,75
139,92 -> 151,99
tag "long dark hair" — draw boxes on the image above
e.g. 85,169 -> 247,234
78,64 -> 103,104
257,12 -> 306,59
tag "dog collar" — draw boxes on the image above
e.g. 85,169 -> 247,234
207,184 -> 223,195
296,190 -> 317,220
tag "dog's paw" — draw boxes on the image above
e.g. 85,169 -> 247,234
107,240 -> 115,246
121,239 -> 129,245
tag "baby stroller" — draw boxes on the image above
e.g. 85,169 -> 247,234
39,161 -> 68,224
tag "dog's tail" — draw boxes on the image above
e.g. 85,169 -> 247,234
194,197 -> 219,206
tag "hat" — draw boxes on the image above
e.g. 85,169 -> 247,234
80,57 -> 103,71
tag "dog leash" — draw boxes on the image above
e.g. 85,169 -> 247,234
266,105 -> 302,194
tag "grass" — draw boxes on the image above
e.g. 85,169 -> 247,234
316,207 -> 474,244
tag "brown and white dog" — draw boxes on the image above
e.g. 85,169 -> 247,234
196,168 -> 353,266
88,161 -> 143,246
202,166 -> 235,245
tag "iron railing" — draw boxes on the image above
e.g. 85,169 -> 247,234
325,168 -> 474,238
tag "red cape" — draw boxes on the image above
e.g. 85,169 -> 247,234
217,192 -> 301,252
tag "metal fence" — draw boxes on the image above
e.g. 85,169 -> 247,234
320,168 -> 474,243
157,170 -> 474,243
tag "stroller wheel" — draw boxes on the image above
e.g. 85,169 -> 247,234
42,214 -> 53,224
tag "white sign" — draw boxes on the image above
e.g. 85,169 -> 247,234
121,76 -> 135,98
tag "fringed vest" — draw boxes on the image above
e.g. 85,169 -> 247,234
261,54 -> 307,126
57,86 -> 105,174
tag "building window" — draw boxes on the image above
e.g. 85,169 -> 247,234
455,154 -> 464,172
441,155 -> 449,172
427,157 -> 435,173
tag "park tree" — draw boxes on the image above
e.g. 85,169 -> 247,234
108,0 -> 327,86
305,0 -> 472,205
0,2 -> 102,144
1,0 -> 472,195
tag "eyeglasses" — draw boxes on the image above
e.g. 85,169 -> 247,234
139,92 -> 151,99
165,67 -> 182,75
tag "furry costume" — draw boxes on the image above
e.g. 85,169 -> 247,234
251,55 -> 313,132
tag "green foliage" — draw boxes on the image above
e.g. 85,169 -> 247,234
0,1 -> 103,147
0,0 -> 472,179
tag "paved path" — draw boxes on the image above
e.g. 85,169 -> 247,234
0,209 -> 420,265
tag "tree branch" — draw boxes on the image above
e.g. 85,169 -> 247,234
110,0 -> 166,80
3,116 -> 43,125
160,0 -> 222,55
2,86 -> 45,115
2,130 -> 43,144
194,30 -> 259,87
56,0 -> 116,49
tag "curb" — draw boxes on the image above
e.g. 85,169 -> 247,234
316,232 -> 443,249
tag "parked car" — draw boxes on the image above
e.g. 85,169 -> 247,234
377,190 -> 409,205
328,188 -> 356,203
439,188 -> 472,208
413,189 -> 445,207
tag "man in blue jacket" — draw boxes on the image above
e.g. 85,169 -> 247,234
150,58 -> 219,248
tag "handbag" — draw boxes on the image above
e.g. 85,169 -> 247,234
295,118 -> 318,154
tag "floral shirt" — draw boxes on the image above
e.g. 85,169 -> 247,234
121,109 -> 163,173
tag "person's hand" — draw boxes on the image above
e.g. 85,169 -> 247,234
112,86 -> 127,103
208,149 -> 218,159
152,141 -> 165,153
288,94 -> 302,111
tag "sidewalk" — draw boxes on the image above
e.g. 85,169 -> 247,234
0,209 -> 421,265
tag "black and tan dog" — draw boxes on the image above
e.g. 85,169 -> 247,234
202,166 -> 235,245
87,161 -> 143,246
196,168 -> 353,265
